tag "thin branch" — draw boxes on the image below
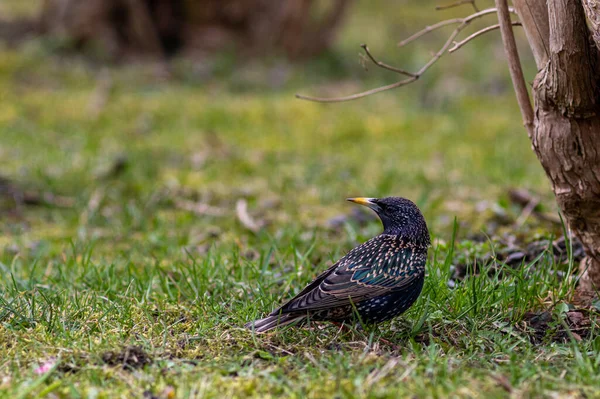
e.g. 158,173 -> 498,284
175,199 -> 226,217
360,44 -> 416,77
515,196 -> 539,227
398,8 -> 513,47
415,22 -> 464,76
296,77 -> 417,103
495,0 -> 534,137
398,19 -> 463,48
464,7 -> 516,22
296,7 -> 516,103
436,0 -> 479,12
449,22 -> 521,53
236,199 -> 262,232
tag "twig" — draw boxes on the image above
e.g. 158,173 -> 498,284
296,78 -> 417,102
399,8 -> 511,47
80,188 -> 104,226
491,374 -> 514,393
508,188 -> 561,224
508,188 -> 539,208
495,0 -> 534,138
365,357 -> 402,387
436,0 -> 479,12
297,7 -> 515,103
515,196 -> 539,227
398,18 -> 464,48
175,199 -> 226,217
449,22 -> 522,53
360,44 -> 416,77
264,343 -> 295,356
235,199 -> 261,232
415,22 -> 463,76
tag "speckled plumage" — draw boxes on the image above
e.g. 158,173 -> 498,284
246,197 -> 430,333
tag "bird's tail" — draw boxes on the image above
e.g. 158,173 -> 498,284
245,313 -> 305,333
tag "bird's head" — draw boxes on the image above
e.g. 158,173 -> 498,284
347,196 -> 430,244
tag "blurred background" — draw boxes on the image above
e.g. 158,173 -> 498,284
0,0 -> 552,258
2,4 -> 594,397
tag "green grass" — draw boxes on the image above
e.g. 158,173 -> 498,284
1,1 -> 599,397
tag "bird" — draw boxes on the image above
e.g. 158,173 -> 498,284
245,196 -> 430,333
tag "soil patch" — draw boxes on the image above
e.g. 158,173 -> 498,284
516,310 -> 594,344
101,346 -> 153,370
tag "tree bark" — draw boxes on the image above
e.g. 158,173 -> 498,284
512,0 -> 549,68
515,0 -> 600,293
495,0 -> 534,137
582,0 -> 600,51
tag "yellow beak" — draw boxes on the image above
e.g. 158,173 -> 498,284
346,197 -> 379,210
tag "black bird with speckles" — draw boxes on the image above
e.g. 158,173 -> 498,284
246,197 -> 430,333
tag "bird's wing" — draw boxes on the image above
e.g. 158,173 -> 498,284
275,235 -> 427,314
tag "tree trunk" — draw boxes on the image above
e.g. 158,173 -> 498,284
513,0 -> 600,293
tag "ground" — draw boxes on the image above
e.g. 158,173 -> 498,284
1,0 -> 599,398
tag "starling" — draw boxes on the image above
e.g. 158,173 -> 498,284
246,197 -> 430,333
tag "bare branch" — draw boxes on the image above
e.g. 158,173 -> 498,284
398,19 -> 463,48
495,0 -> 534,137
236,199 -> 262,232
464,7 -> 516,22
415,22 -> 464,76
449,22 -> 521,53
398,8 -> 512,47
436,0 -> 479,12
175,199 -> 226,217
296,7 -> 516,103
295,77 -> 417,103
360,44 -> 416,77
